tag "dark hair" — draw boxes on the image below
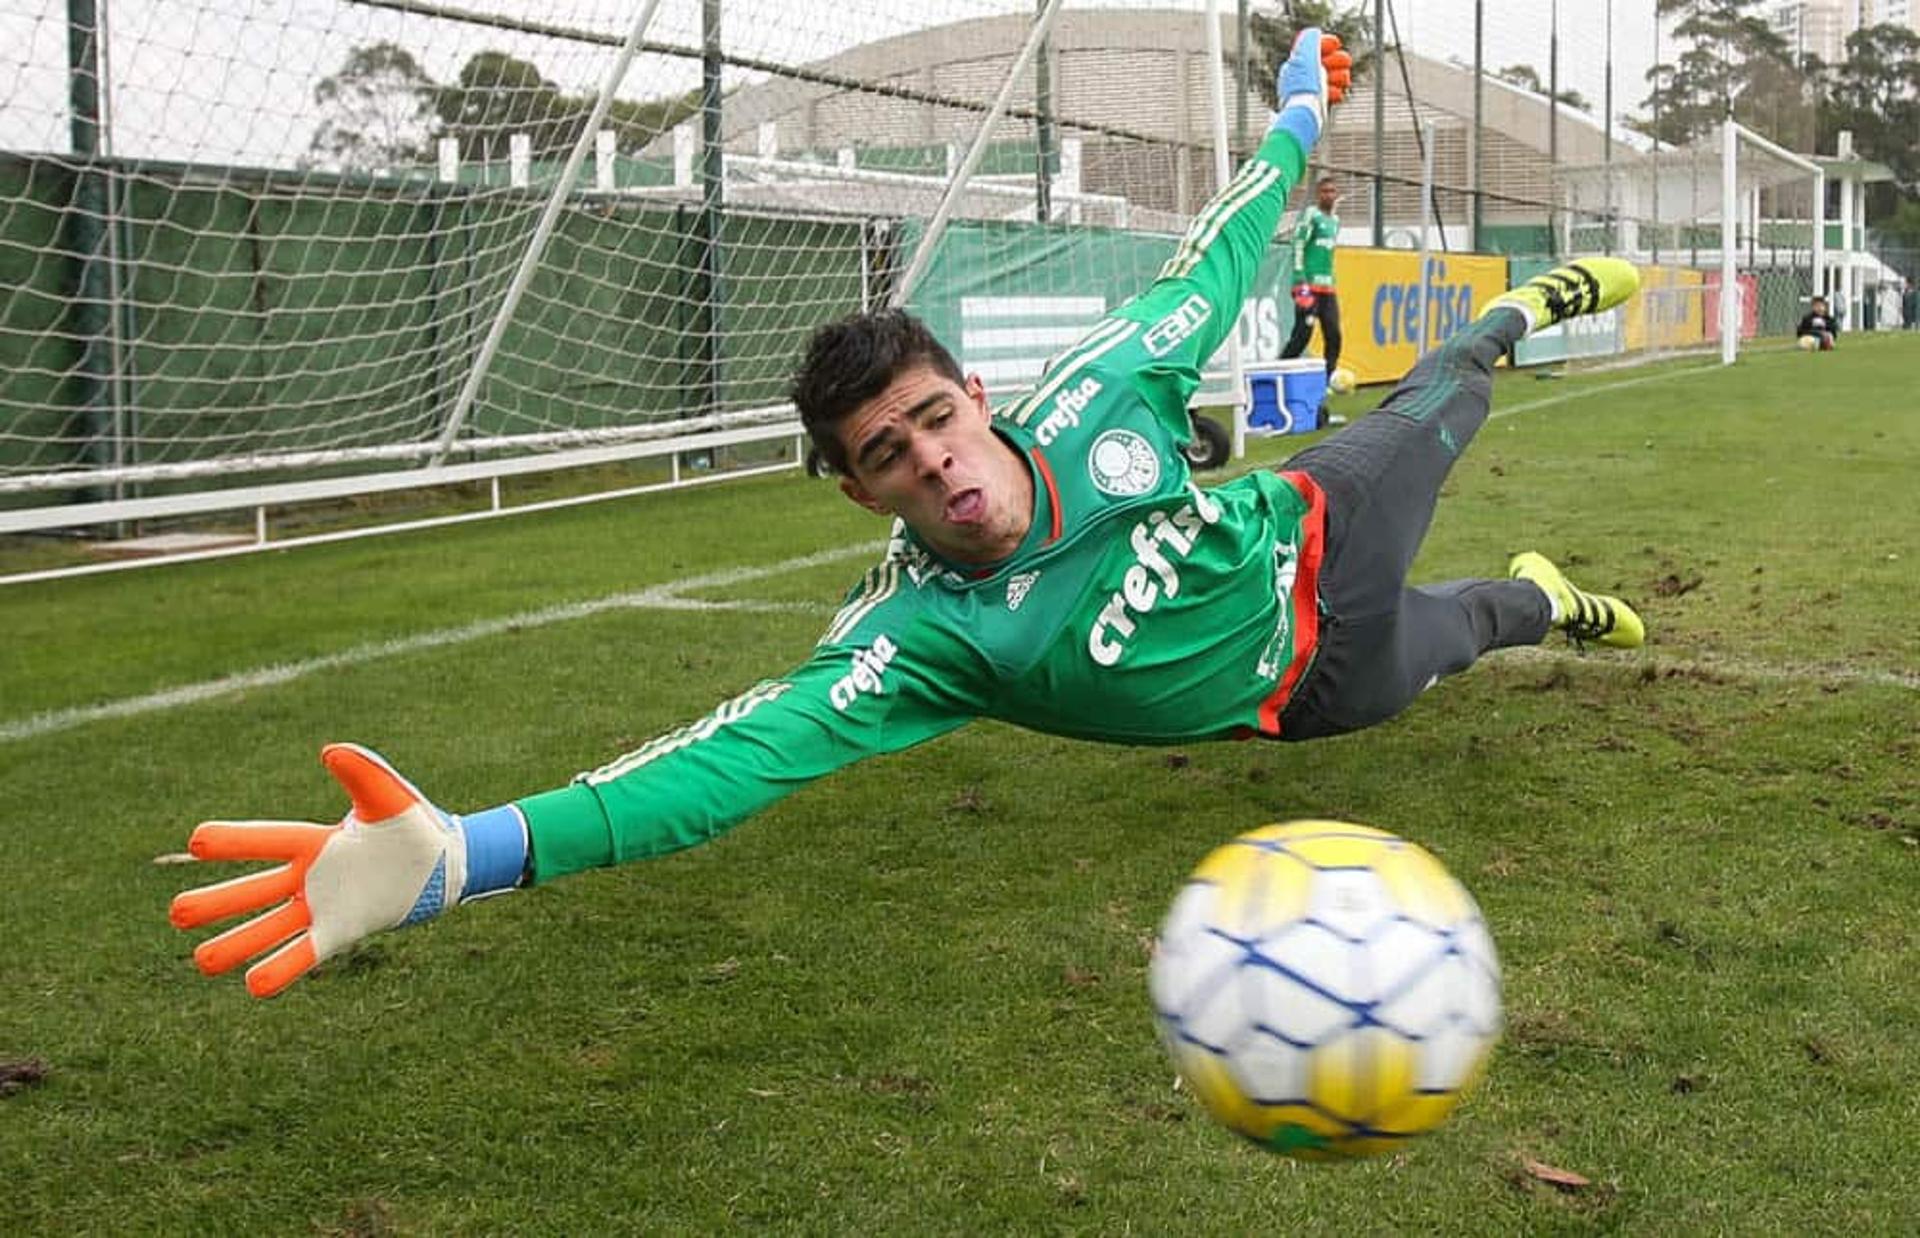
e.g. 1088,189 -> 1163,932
790,309 -> 964,475
1316,176 -> 1339,190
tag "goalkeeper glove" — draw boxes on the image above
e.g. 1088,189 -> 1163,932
1292,284 -> 1317,310
168,743 -> 527,998
1272,28 -> 1353,152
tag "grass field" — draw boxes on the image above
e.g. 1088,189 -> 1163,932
3,335 -> 1917,1234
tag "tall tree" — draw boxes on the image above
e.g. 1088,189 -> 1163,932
1823,24 -> 1920,196
1634,0 -> 1801,147
306,42 -> 439,173
436,51 -> 581,165
435,52 -> 702,169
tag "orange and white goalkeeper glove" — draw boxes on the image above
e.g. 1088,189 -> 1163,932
168,743 -> 527,998
1272,28 -> 1353,151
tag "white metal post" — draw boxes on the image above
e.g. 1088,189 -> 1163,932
890,0 -> 1067,309
1203,0 -> 1247,460
429,0 -> 670,467
1812,169 -> 1826,302
1416,121 -> 1437,358
1720,117 -> 1737,365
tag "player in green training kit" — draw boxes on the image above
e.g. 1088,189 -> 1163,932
170,30 -> 1643,999
1281,174 -> 1343,381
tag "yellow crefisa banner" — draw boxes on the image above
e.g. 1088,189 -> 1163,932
1304,250 -> 1510,385
1624,264 -> 1709,351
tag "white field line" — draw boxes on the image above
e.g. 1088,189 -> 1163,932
7,561 -> 1912,749
1484,357 -> 1727,423
9,349 -> 1914,747
1,542 -> 878,746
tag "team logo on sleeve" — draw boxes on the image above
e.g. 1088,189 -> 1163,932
829,634 -> 898,711
1005,570 -> 1041,611
1143,293 -> 1211,357
1088,429 -> 1161,497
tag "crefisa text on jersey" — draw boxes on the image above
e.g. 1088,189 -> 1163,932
830,634 -> 899,711
1087,487 -> 1223,667
1033,375 -> 1105,447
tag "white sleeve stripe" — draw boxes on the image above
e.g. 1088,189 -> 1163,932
1158,163 -> 1282,282
1008,318 -> 1141,426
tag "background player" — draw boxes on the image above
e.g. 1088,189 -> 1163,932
171,30 -> 1643,1000
1280,174 -> 1344,395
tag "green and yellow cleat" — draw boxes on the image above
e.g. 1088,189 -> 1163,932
1480,258 -> 1640,334
1509,551 -> 1645,649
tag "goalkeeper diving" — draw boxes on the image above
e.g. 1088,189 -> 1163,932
172,30 -> 1646,999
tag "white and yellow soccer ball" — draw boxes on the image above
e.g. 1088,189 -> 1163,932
1149,821 -> 1501,1161
1796,334 -> 1820,351
1328,366 -> 1357,395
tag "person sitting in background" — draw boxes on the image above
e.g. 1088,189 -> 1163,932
1797,295 -> 1839,350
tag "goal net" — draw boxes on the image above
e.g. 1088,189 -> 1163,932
1542,118 -> 1824,372
0,0 -> 1252,553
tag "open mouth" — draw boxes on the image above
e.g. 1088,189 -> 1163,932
945,487 -> 985,525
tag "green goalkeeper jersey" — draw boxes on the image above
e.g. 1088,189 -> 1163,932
518,128 -> 1326,882
1291,205 -> 1339,290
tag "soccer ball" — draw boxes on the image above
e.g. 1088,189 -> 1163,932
1149,821 -> 1502,1161
1797,334 -> 1820,351
1328,367 -> 1357,395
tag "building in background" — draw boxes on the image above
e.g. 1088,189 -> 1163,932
1767,1 -> 1920,63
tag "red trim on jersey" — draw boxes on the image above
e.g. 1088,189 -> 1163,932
1255,470 -> 1328,736
1030,448 -> 1064,545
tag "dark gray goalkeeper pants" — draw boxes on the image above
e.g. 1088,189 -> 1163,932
1277,308 -> 1551,741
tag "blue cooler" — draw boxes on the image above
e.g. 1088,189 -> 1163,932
1244,359 -> 1327,434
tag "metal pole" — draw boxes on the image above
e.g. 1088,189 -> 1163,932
1235,0 -> 1249,155
1417,120 -> 1437,358
1721,115 -> 1737,365
67,0 -> 111,501
1035,0 -> 1054,223
891,0 -> 1066,308
1603,0 -> 1614,254
1471,0 -> 1483,251
1373,0 -> 1385,247
696,0 -> 723,420
1812,169 -> 1826,304
1651,3 -> 1661,264
1203,0 -> 1247,460
429,0 -> 669,465
1548,0 -> 1559,257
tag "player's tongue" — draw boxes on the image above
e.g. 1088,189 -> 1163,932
945,487 -> 985,525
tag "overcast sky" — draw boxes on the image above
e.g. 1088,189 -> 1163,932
0,1 -> 1664,167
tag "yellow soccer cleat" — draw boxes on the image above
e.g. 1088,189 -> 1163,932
1480,258 -> 1640,334
1509,551 -> 1645,649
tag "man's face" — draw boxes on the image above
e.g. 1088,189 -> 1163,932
834,363 -> 1033,565
1316,181 -> 1340,211
1813,300 -> 1827,314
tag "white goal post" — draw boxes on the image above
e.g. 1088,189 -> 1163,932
1553,117 -> 1825,370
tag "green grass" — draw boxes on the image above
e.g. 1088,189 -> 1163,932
2,336 -> 1917,1234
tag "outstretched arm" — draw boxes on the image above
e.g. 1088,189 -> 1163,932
1112,27 -> 1350,404
171,619 -> 983,997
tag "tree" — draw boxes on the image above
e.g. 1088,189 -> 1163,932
1634,0 -> 1802,147
434,52 -> 700,170
306,41 -> 439,173
436,51 -> 580,165
1822,24 -> 1920,197
1493,63 -> 1589,112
